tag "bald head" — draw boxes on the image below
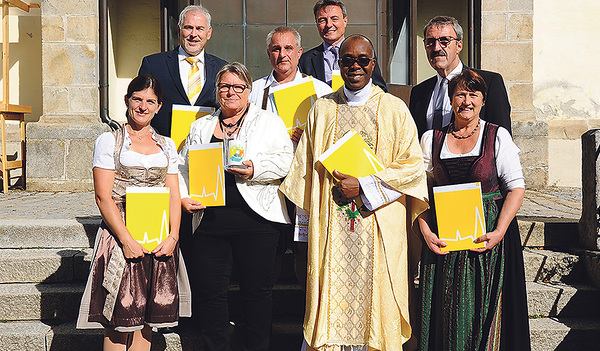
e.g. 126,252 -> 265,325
339,35 -> 376,91
339,34 -> 374,57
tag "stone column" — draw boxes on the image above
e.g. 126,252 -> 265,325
26,0 -> 108,191
580,129 -> 600,250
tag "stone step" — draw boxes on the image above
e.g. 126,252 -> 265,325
529,317 -> 600,351
0,319 -> 302,351
526,281 -> 600,318
0,280 -> 304,323
0,248 -> 91,284
0,218 -> 99,249
518,219 -> 579,249
523,248 -> 582,283
0,320 -> 52,351
0,282 -> 84,321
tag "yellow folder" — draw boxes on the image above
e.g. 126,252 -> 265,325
171,105 -> 215,151
270,77 -> 318,135
433,182 -> 487,252
331,70 -> 344,91
317,130 -> 384,179
189,143 -> 226,207
126,187 -> 170,252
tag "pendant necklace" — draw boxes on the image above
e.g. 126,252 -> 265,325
450,119 -> 480,139
128,125 -> 151,140
219,105 -> 249,138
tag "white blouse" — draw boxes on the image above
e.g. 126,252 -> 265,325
420,120 -> 525,190
93,129 -> 179,174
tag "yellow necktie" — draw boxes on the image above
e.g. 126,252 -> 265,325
185,57 -> 202,104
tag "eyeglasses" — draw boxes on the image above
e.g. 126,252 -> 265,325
218,84 -> 248,94
424,36 -> 459,48
338,56 -> 375,68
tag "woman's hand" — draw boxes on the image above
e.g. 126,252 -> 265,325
422,229 -> 449,255
418,212 -> 448,256
181,197 -> 206,213
152,235 -> 178,257
121,236 -> 148,259
471,187 -> 524,253
227,160 -> 254,180
471,229 -> 504,253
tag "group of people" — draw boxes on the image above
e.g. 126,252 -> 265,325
77,1 -> 531,350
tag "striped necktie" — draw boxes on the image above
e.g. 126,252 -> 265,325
185,57 -> 202,104
433,78 -> 447,129
331,46 -> 339,70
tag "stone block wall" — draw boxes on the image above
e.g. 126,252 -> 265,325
481,0 -> 545,188
40,0 -> 100,123
27,0 -> 105,191
481,0 -> 542,188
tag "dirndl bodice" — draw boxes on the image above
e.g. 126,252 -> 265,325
111,126 -> 169,206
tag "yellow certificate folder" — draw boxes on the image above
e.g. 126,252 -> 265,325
270,77 -> 318,135
317,130 -> 384,179
171,105 -> 215,150
126,187 -> 170,252
433,182 -> 486,252
189,143 -> 226,207
331,70 -> 343,91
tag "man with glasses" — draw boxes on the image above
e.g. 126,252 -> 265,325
299,0 -> 387,91
138,4 -> 227,137
281,34 -> 428,351
409,15 -> 511,137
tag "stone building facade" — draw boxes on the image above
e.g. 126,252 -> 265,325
8,0 -> 599,191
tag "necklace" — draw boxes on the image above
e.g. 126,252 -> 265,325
450,119 -> 480,139
219,105 -> 249,138
127,125 -> 151,140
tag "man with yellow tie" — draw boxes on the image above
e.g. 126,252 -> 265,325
139,4 -> 227,137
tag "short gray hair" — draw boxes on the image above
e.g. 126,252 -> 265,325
178,5 -> 212,29
266,26 -> 302,49
215,62 -> 253,100
423,15 -> 463,41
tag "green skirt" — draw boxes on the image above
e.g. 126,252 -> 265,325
419,192 -> 505,351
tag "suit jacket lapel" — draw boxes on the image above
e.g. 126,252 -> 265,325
312,43 -> 326,79
415,76 -> 437,135
421,76 -> 436,117
167,49 -> 189,103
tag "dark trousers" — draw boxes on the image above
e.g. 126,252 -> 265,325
192,231 -> 279,351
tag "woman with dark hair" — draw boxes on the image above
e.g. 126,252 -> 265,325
417,69 -> 530,350
77,74 -> 191,351
178,62 -> 293,351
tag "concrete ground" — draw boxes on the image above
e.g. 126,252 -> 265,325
0,187 -> 583,222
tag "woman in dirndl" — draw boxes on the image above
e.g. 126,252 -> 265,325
77,74 -> 191,350
417,69 -> 530,350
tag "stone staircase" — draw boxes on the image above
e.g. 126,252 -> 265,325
0,213 -> 304,350
520,188 -> 600,351
0,190 -> 598,350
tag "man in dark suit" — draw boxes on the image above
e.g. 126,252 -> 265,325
299,0 -> 387,92
139,4 -> 227,137
409,15 -> 511,138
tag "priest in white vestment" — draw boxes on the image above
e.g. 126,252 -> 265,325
280,35 -> 429,351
